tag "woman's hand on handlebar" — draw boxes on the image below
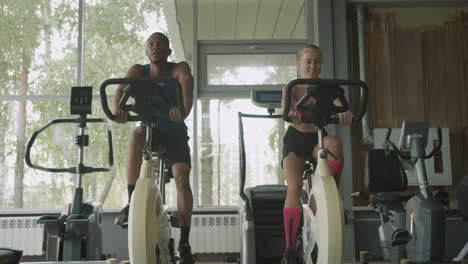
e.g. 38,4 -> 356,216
169,107 -> 184,122
114,109 -> 129,123
288,111 -> 302,126
338,110 -> 353,126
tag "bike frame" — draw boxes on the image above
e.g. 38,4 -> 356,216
301,129 -> 344,264
128,125 -> 172,264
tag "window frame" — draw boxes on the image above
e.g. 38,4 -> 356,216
192,40 -> 306,207
197,40 -> 306,99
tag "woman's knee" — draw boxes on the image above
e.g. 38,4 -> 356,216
323,136 -> 343,160
287,181 -> 303,196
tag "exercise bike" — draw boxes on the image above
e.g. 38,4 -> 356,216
25,86 -> 113,261
100,76 -> 183,264
282,79 -> 368,264
238,79 -> 368,264
360,121 -> 445,263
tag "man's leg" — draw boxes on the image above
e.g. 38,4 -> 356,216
115,127 -> 146,227
282,153 -> 304,262
126,127 -> 146,200
172,162 -> 195,263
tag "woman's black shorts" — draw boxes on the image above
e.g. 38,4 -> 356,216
282,126 -> 327,165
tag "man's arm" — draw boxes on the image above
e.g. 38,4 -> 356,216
113,64 -> 144,123
173,62 -> 194,120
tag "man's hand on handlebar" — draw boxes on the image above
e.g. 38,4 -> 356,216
114,108 -> 129,124
169,107 -> 184,122
338,110 -> 353,126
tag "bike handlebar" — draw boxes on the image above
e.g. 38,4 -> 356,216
99,76 -> 185,122
25,118 -> 113,173
282,79 -> 369,126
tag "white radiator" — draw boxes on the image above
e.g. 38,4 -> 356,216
0,217 -> 44,256
171,214 -> 240,254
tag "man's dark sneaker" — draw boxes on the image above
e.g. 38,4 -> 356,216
114,204 -> 129,228
178,243 -> 195,264
281,247 -> 298,264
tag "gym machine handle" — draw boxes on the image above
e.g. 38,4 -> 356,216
282,78 -> 368,125
424,127 -> 442,159
238,112 -> 282,208
385,127 -> 442,161
25,118 -> 113,173
99,77 -> 185,122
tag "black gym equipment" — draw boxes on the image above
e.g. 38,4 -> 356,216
25,86 -> 113,261
362,121 -> 446,263
0,248 -> 22,264
238,90 -> 307,264
453,174 -> 468,262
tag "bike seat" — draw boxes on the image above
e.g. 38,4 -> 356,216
366,148 -> 408,192
370,193 -> 413,204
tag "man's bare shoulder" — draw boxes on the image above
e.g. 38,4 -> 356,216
173,61 -> 192,73
125,64 -> 145,77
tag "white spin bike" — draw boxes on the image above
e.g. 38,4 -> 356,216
282,79 -> 368,264
101,76 -> 184,264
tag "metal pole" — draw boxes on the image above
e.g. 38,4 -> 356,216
192,0 -> 199,207
357,5 -> 373,145
77,0 -> 85,86
415,159 -> 430,199
75,0 -> 86,191
318,129 -> 324,149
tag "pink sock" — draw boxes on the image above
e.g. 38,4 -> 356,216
283,208 -> 301,250
327,160 -> 344,187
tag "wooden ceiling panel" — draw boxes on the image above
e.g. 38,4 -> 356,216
175,0 -> 193,61
274,0 -> 304,39
198,0 -> 216,40
254,0 -> 283,39
214,0 -> 237,39
292,6 -> 306,39
174,0 -> 306,62
235,0 -> 261,39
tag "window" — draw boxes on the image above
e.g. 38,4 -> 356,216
207,54 -> 297,85
0,0 -> 181,209
198,41 -> 304,98
197,99 -> 287,206
195,41 -> 304,206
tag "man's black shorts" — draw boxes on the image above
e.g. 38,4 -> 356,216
282,126 -> 327,164
151,127 -> 191,168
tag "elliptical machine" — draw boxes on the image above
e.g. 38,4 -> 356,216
238,90 -> 308,264
363,121 -> 445,263
25,86 -> 113,261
